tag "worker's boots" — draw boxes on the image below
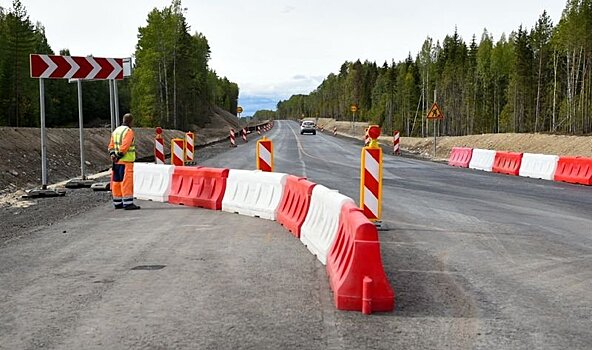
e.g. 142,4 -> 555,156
124,204 -> 141,210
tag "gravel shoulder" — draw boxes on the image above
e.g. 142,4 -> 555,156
0,133 -> 241,247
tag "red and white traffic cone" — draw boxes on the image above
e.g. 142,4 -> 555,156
230,128 -> 236,147
154,127 -> 165,164
242,128 -> 247,143
393,130 -> 401,156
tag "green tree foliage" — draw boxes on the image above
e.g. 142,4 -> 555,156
278,0 -> 592,135
0,0 -> 236,129
0,0 -> 133,127
252,109 -> 276,121
132,0 -> 238,129
0,0 -> 49,127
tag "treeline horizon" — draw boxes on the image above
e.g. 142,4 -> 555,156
0,0 -> 238,129
276,0 -> 592,136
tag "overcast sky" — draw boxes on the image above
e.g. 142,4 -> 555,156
14,0 -> 566,116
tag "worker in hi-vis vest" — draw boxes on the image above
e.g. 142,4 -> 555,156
108,113 -> 140,210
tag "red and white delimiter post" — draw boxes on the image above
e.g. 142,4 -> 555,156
229,128 -> 236,147
242,128 -> 247,143
154,127 -> 165,164
393,130 -> 400,155
256,137 -> 273,172
171,138 -> 185,166
185,131 -> 194,163
360,126 -> 383,221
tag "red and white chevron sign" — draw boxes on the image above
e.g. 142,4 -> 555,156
30,54 -> 124,80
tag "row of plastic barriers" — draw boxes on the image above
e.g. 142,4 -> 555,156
448,147 -> 592,185
133,163 -> 395,314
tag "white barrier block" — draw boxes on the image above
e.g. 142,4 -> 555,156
468,149 -> 496,172
519,153 -> 559,180
222,169 -> 288,220
133,163 -> 174,202
300,185 -> 355,265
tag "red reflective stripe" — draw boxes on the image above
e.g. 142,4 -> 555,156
364,169 -> 379,194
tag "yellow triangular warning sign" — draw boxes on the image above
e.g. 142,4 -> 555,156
426,102 -> 444,120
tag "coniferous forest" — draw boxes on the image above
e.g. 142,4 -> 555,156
277,0 -> 592,136
0,0 -> 238,129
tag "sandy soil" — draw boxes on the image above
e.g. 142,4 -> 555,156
0,107 -> 245,195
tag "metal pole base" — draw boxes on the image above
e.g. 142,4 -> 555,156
22,188 -> 66,199
65,178 -> 96,189
91,182 -> 111,191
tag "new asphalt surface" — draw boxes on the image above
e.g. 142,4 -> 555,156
1,120 -> 591,349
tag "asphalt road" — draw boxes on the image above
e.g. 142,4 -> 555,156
1,120 -> 591,349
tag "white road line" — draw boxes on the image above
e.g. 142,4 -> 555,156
286,122 -> 308,178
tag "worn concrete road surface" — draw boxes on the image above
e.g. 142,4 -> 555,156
1,120 -> 592,349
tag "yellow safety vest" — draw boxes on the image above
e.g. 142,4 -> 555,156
112,126 -> 136,162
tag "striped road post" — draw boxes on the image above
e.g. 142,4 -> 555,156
393,130 -> 400,155
229,128 -> 237,147
185,131 -> 194,164
360,125 -> 383,221
256,136 -> 273,172
171,138 -> 185,166
154,127 -> 165,164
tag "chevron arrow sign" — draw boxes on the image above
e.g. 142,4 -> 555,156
30,54 -> 124,80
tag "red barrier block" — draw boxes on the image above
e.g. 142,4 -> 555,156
326,202 -> 394,313
277,176 -> 316,238
448,147 -> 473,168
554,157 -> 592,185
493,151 -> 523,176
168,166 -> 229,209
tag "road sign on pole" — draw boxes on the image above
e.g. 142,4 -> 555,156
426,102 -> 444,120
30,54 -> 124,80
28,53 -> 126,196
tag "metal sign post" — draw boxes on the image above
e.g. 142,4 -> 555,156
109,80 -> 115,131
114,80 -> 120,126
351,104 -> 358,135
39,79 -> 47,189
29,53 -> 125,196
22,78 -> 65,197
78,80 -> 85,180
63,79 -> 95,188
426,92 -> 445,160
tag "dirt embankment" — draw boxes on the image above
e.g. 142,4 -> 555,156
0,107 -> 244,193
315,117 -> 592,160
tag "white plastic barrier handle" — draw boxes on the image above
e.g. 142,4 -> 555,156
519,153 -> 559,180
133,163 -> 174,202
222,169 -> 288,220
468,149 -> 496,172
300,185 -> 355,265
